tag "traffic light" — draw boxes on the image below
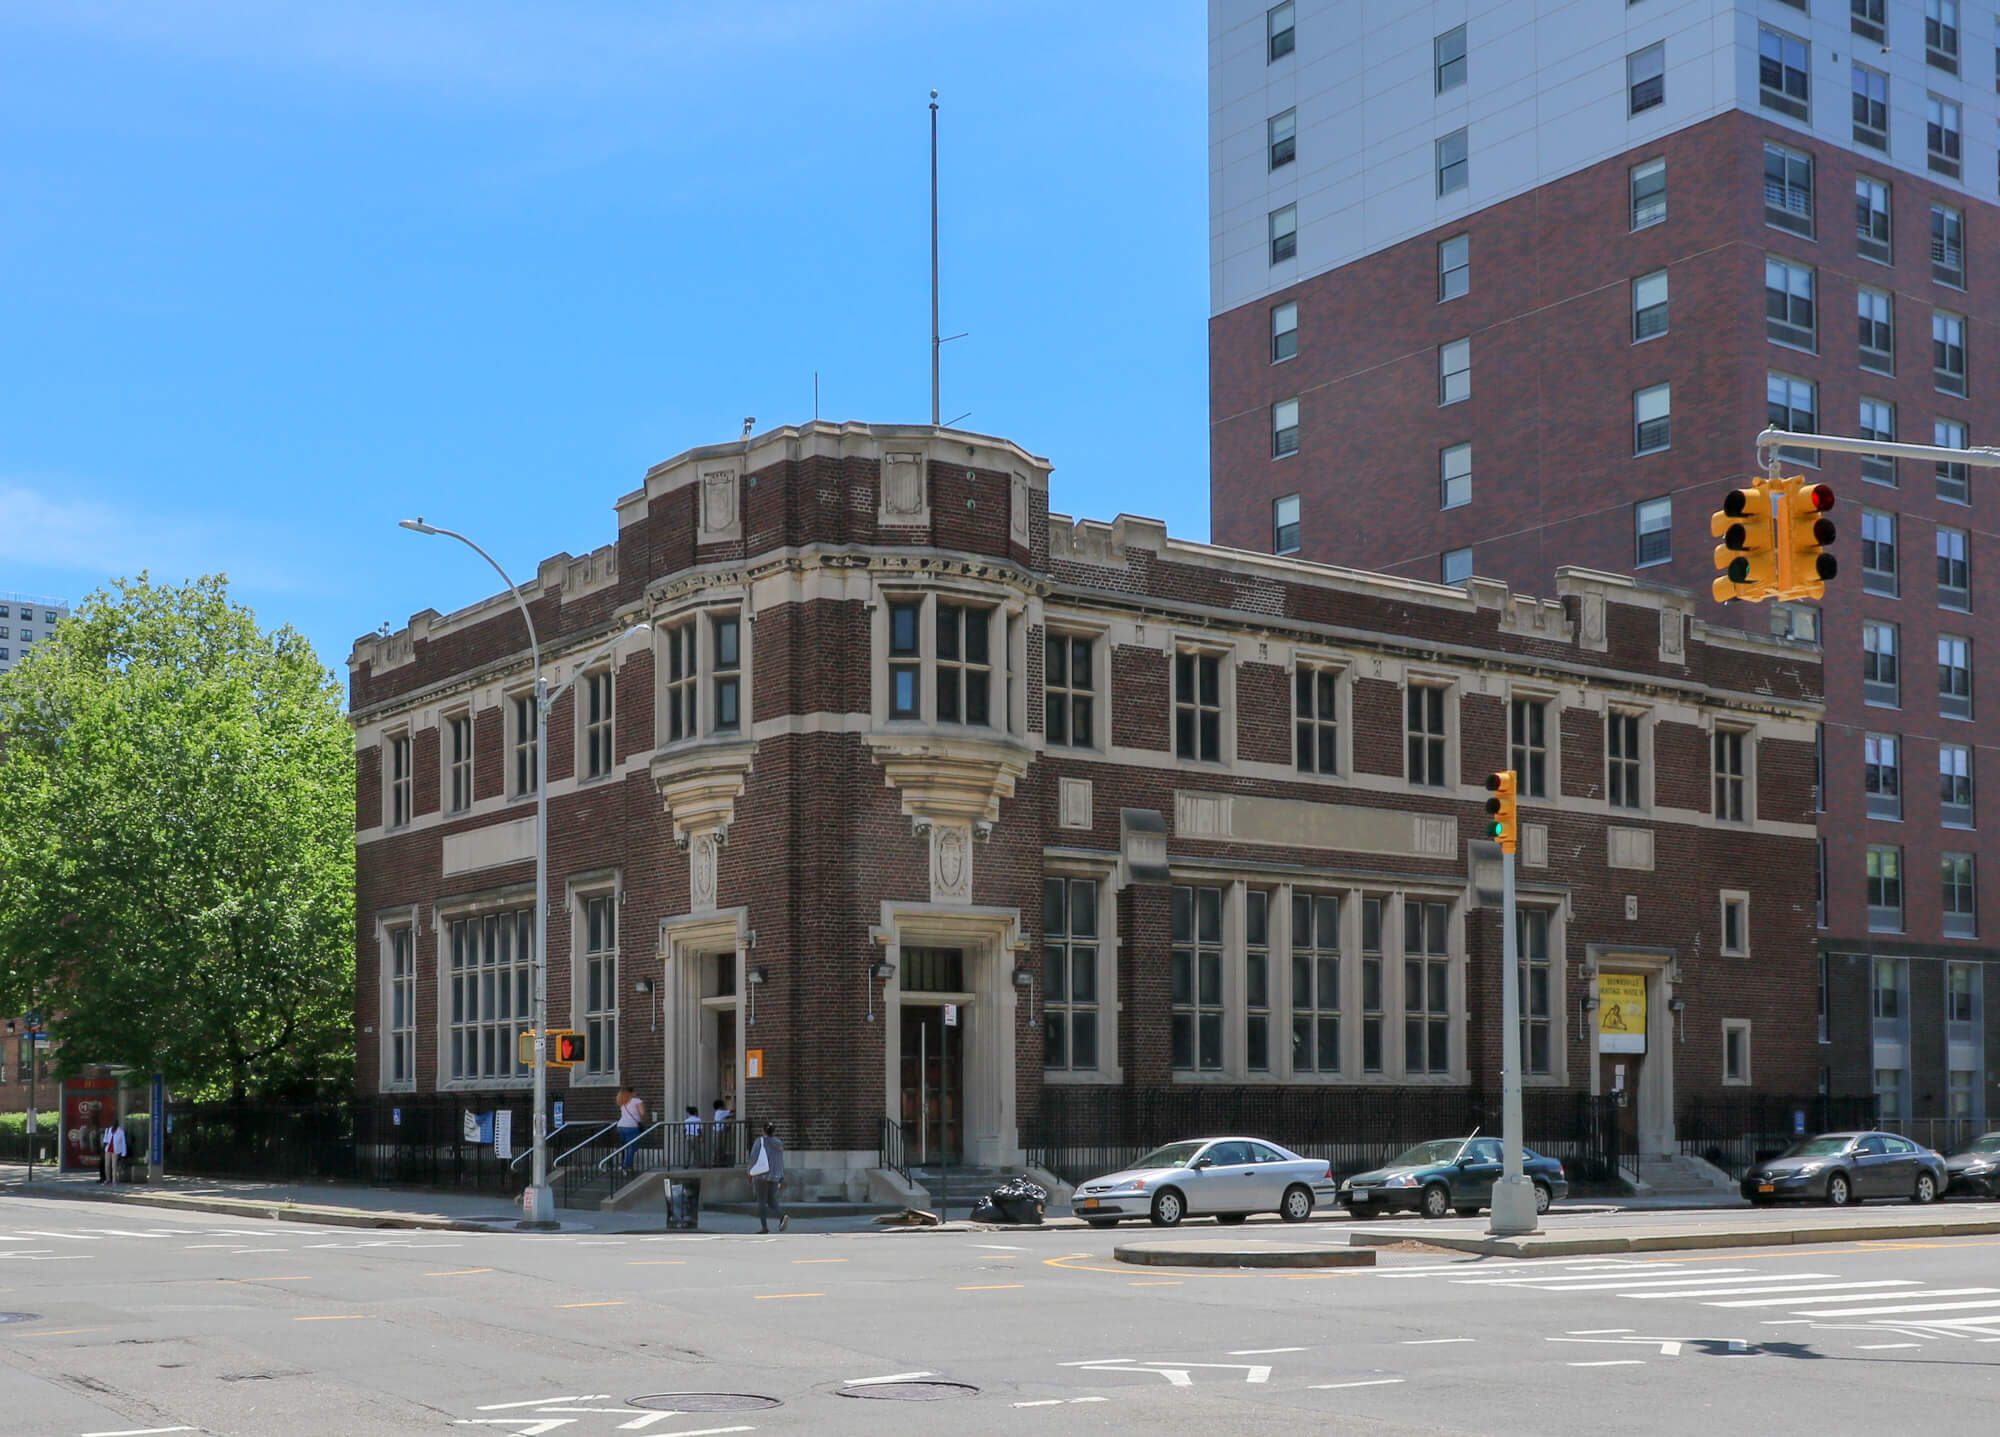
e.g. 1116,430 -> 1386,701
1710,485 -> 1779,602
1484,770 -> 1518,854
1781,481 -> 1837,600
549,1031 -> 587,1067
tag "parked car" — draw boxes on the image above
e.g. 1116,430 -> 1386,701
1338,1137 -> 1568,1219
1944,1132 -> 2000,1198
1740,1131 -> 1946,1207
1068,1137 -> 1337,1228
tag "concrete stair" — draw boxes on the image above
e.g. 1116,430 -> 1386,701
1621,1152 -> 1737,1198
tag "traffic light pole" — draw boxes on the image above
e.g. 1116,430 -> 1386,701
1488,846 -> 1539,1236
1757,426 -> 2000,471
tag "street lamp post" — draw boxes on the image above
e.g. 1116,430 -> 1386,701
400,518 -> 646,1227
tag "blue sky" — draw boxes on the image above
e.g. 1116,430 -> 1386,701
1,1 -> 1209,683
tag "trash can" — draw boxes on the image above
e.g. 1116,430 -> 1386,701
665,1178 -> 701,1230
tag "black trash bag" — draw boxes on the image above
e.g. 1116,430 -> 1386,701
994,1176 -> 1050,1203
989,1175 -> 1049,1225
969,1197 -> 1004,1223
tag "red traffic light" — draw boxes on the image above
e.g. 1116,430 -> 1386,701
1800,483 -> 1835,513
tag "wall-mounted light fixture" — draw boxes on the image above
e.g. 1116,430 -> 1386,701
870,961 -> 897,981
746,966 -> 766,1025
1666,997 -> 1686,1012
865,959 -> 895,1022
1667,995 -> 1685,1044
635,975 -> 657,1032
635,977 -> 654,995
1012,966 -> 1039,1028
1583,994 -> 1600,1012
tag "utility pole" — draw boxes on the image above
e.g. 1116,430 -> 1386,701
1483,771 -> 1538,1236
930,90 -> 941,428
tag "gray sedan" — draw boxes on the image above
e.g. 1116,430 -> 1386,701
1741,1130 -> 1946,1206
1069,1136 -> 1337,1228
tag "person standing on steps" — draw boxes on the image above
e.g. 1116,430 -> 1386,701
682,1106 -> 702,1167
614,1087 -> 646,1172
748,1121 -> 787,1233
710,1096 -> 732,1167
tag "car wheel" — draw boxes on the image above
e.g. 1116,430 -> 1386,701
1914,1172 -> 1938,1205
1215,1213 -> 1248,1225
1420,1183 -> 1452,1220
1280,1185 -> 1314,1223
1150,1189 -> 1185,1227
1084,1219 -> 1119,1229
1825,1173 -> 1852,1207
1533,1181 -> 1553,1215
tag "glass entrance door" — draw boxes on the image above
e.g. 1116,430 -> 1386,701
900,1005 -> 962,1165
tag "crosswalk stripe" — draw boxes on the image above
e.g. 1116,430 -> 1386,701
1792,1297 -> 2000,1318
1447,1268 -> 1762,1287
1458,1271 -> 1812,1292
1627,1281 -> 1918,1301
1703,1287 -> 1996,1310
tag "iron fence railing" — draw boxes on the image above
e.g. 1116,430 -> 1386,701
1881,1115 -> 1994,1155
878,1117 -> 910,1183
1675,1094 -> 1879,1177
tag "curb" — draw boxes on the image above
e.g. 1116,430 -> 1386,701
1346,1214 -> 2000,1258
0,1184 -> 567,1233
1115,1239 -> 1375,1269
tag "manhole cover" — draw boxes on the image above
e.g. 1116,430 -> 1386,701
0,1314 -> 40,1326
840,1381 -> 979,1401
626,1393 -> 783,1413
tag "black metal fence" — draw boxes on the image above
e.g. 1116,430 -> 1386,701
1676,1094 -> 1879,1177
1024,1086 -> 1623,1185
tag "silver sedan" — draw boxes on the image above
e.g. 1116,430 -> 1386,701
1068,1136 -> 1337,1227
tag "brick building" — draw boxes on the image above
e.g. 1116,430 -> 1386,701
1208,2 -> 1999,1135
350,420 -> 1826,1184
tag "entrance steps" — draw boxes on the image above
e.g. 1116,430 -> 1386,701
1621,1152 -> 1737,1198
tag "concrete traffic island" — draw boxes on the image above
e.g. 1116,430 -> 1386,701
1114,1239 -> 1376,1269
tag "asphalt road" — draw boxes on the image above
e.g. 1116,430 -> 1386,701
2,1193 -> 1997,1435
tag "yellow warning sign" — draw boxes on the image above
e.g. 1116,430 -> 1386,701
1598,974 -> 1647,1054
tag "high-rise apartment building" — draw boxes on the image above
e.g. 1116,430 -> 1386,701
1209,1 -> 1998,1136
0,590 -> 70,674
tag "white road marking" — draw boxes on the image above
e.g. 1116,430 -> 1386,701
1308,1378 -> 1406,1390
14,1230 -> 100,1241
1761,1320 -> 1814,1326
1465,1271 -> 1818,1292
479,1397 -> 612,1409
81,1428 -> 199,1436
1628,1281 -> 1918,1300
1566,1329 -> 1634,1335
1856,1343 -> 1921,1350
842,1371 -> 934,1386
1065,1360 -> 1271,1387
1704,1287 -> 1996,1310
1569,1360 -> 1645,1367
1795,1298 -> 2000,1318
975,1244 -> 1027,1251
1446,1268 -> 1763,1287
1013,1398 -> 1106,1407
1229,1347 -> 1306,1355
454,1422 -> 573,1434
1402,1338 -> 1474,1345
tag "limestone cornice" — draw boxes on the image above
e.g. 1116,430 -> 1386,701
650,738 -> 758,844
864,731 -> 1033,829
645,547 -> 1052,609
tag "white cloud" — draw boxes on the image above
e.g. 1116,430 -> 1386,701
0,481 -> 310,596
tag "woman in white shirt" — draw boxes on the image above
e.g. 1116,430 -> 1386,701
614,1088 -> 646,1172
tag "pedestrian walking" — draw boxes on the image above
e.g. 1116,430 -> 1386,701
682,1106 -> 702,1166
748,1121 -> 787,1233
101,1117 -> 127,1186
614,1087 -> 646,1172
710,1096 -> 732,1166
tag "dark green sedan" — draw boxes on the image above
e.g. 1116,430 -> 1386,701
1339,1137 -> 1568,1219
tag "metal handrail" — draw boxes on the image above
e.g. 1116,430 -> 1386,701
597,1120 -> 668,1172
551,1121 -> 621,1168
512,1120 -> 579,1170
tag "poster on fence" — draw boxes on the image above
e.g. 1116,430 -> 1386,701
494,1110 -> 513,1160
462,1109 -> 494,1145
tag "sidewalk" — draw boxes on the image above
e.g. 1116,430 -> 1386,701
1345,1201 -> 2000,1257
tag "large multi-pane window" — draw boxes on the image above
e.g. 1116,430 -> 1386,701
1856,175 -> 1892,263
1291,892 -> 1341,1074
1440,443 -> 1471,508
1044,878 -> 1100,1071
1766,258 -> 1816,349
935,603 -> 993,725
1403,900 -> 1452,1076
1938,526 -> 1970,609
1943,854 -> 1978,937
1246,891 -> 1272,1071
1853,64 -> 1889,148
1759,27 -> 1810,118
1295,664 -> 1339,775
581,894 -> 617,1076
582,670 -> 615,779
1764,142 -> 1814,235
1714,728 -> 1747,822
1865,732 -> 1902,819
1175,650 -> 1222,762
1407,685 -> 1448,787
388,732 -> 412,829
1860,509 -> 1899,593
1171,885 -> 1224,1071
512,694 -> 539,796
1863,620 -> 1900,705
664,621 -> 698,740
1608,710 -> 1643,808
448,712 -> 473,813
1941,742 -> 1974,827
1866,845 -> 1904,931
1518,908 -> 1552,1077
1510,697 -> 1549,798
1044,634 -> 1095,747
1361,898 -> 1386,1073
447,910 -> 534,1082
712,613 -> 741,732
1931,202 -> 1966,287
1936,418 -> 1970,502
1939,635 -> 1972,718
1858,287 -> 1894,372
1630,158 -> 1666,230
388,927 -> 415,1087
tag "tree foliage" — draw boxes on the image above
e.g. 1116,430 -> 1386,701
0,575 -> 354,1100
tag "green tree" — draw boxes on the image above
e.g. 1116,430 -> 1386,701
0,575 -> 354,1101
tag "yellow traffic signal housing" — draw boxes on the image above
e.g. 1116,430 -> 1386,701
514,1029 -> 586,1069
1484,770 -> 1518,854
1710,484 -> 1779,602
1779,481 -> 1837,601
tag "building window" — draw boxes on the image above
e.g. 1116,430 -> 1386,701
1931,202 -> 1965,287
1934,311 -> 1968,396
387,732 -> 412,829
1270,301 -> 1298,362
1759,28 -> 1810,120
512,694 -> 539,796
1721,892 -> 1750,957
1518,908 -> 1553,1076
1817,837 -> 1828,928
1360,897 -> 1385,1074
1269,204 -> 1297,264
1635,496 -> 1671,566
1044,633 -> 1096,747
1628,43 -> 1664,114
582,669 -> 614,780
1441,548 -> 1472,585
1272,398 -> 1300,457
1941,742 -> 1975,827
1435,128 -> 1468,196
711,613 -> 741,733
1765,257 -> 1816,350
664,621 -> 697,741
1510,697 -> 1549,798
1927,0 -> 1960,71
1403,900 -> 1452,1076
387,926 -> 416,1087
1170,885 -> 1224,1071
1947,960 -> 1978,1023
1723,1021 -> 1752,1085
1852,64 -> 1888,148
935,602 -> 993,725
1295,663 -> 1339,775
1633,384 -> 1671,454
1244,891 -> 1273,1071
1291,891 -> 1340,1073
1630,158 -> 1666,230
1940,635 -> 1973,718
1044,878 -> 1100,1071
1863,620 -> 1901,706
43,610 -> 54,625
1858,287 -> 1894,372
1439,338 -> 1470,404
1856,176 -> 1892,262
1268,493 -> 1302,555
1865,732 -> 1902,819
1434,25 -> 1466,93
580,894 -> 617,1077
1938,526 -> 1970,609
1438,234 -> 1469,300
1267,1 -> 1294,62
1866,845 -> 1905,931
1764,142 -> 1813,236
1267,108 -> 1296,170
1714,729 -> 1748,822
1778,602 -> 1821,644
1927,94 -> 1962,176
1607,710 -> 1643,809
446,712 -> 473,813
1950,1067 -> 1976,1119
1406,684 -> 1449,787
1854,0 -> 1886,44
1817,951 -> 1830,1039
1875,1064 -> 1906,1124
1874,956 -> 1905,1021
1440,442 -> 1471,509
886,601 -> 923,719
447,910 -> 534,1082
1858,399 -> 1896,484
1632,270 -> 1668,341
1943,853 -> 1978,937
1930,420 -> 1971,505
1174,649 -> 1222,762
1860,509 -> 1899,594
1767,372 -> 1818,463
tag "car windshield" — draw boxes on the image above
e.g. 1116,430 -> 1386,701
1953,1134 -> 2000,1156
1389,1139 -> 1468,1167
1131,1142 -> 1206,1171
1779,1136 -> 1853,1158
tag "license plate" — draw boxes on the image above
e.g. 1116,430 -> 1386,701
1350,1189 -> 1372,1198
1757,1183 -> 1774,1193
1081,1198 -> 1099,1209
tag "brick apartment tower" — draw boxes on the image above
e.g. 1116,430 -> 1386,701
1209,0 -> 1998,1134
